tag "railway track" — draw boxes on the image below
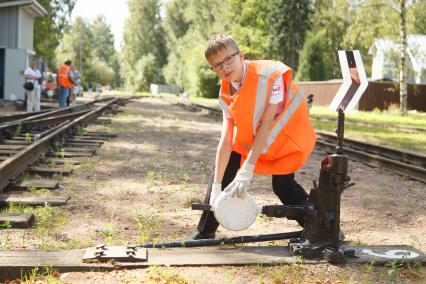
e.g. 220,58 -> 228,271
316,132 -> 426,183
0,97 -> 128,229
170,98 -> 426,183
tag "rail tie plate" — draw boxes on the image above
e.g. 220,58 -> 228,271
82,245 -> 148,263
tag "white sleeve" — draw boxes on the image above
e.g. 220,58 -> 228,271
269,76 -> 284,104
218,86 -> 231,119
219,98 -> 231,119
24,68 -> 32,76
222,110 -> 231,119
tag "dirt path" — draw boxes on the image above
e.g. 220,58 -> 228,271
1,96 -> 425,283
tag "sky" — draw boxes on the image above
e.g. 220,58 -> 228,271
71,0 -> 129,51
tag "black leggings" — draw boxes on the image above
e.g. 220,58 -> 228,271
197,151 -> 309,233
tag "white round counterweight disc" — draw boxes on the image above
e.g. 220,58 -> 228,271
213,191 -> 260,231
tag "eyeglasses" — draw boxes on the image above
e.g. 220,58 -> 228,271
210,51 -> 240,72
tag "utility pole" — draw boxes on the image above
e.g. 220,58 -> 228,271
79,25 -> 83,76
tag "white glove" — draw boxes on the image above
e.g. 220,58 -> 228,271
209,182 -> 222,206
224,161 -> 255,199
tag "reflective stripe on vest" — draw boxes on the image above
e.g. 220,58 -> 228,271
262,83 -> 303,153
253,62 -> 291,136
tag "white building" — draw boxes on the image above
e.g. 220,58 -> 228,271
0,0 -> 47,101
369,35 -> 426,84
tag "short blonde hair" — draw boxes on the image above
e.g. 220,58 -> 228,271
205,34 -> 239,59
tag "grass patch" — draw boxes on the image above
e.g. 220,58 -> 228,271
148,266 -> 191,284
19,266 -> 62,283
134,211 -> 161,243
188,96 -> 218,108
313,119 -> 426,153
311,106 -> 426,127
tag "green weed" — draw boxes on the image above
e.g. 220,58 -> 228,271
148,265 -> 191,284
18,172 -> 31,182
20,266 -> 61,283
0,232 -> 12,249
0,220 -> 12,230
52,172 -> 63,181
55,148 -> 65,159
74,125 -> 85,135
26,185 -> 38,193
25,132 -> 32,143
14,123 -> 22,137
99,223 -> 114,244
98,206 -> 117,245
134,211 -> 160,243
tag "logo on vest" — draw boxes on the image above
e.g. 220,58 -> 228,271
272,86 -> 281,95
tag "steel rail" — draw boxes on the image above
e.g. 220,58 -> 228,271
0,98 -> 119,192
0,109 -> 50,123
0,109 -> 94,142
316,134 -> 426,183
316,131 -> 426,168
0,100 -> 98,127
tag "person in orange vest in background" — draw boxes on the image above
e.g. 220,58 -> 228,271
187,34 -> 317,240
57,60 -> 74,107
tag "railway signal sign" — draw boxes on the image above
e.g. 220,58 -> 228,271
329,50 -> 368,113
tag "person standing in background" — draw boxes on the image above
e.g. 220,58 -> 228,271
24,59 -> 42,112
70,69 -> 81,105
57,60 -> 74,108
66,67 -> 77,106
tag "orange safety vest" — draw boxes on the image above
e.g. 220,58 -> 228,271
219,60 -> 316,175
57,64 -> 73,88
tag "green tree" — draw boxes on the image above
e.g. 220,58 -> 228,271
412,0 -> 426,33
343,0 -> 421,115
123,0 -> 167,91
267,0 -> 313,69
34,0 -> 76,69
57,17 -> 117,87
228,0 -> 270,59
56,17 -> 92,74
296,30 -> 332,81
309,0 -> 350,79
162,0 -> 190,49
109,53 -> 122,88
84,60 -> 114,86
342,0 -> 399,76
89,15 -> 120,88
134,53 -> 163,91
90,16 -> 115,64
163,0 -> 230,97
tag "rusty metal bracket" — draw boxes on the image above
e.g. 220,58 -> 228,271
82,244 -> 148,263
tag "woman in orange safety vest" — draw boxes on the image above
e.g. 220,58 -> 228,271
57,60 -> 74,107
188,34 -> 316,240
